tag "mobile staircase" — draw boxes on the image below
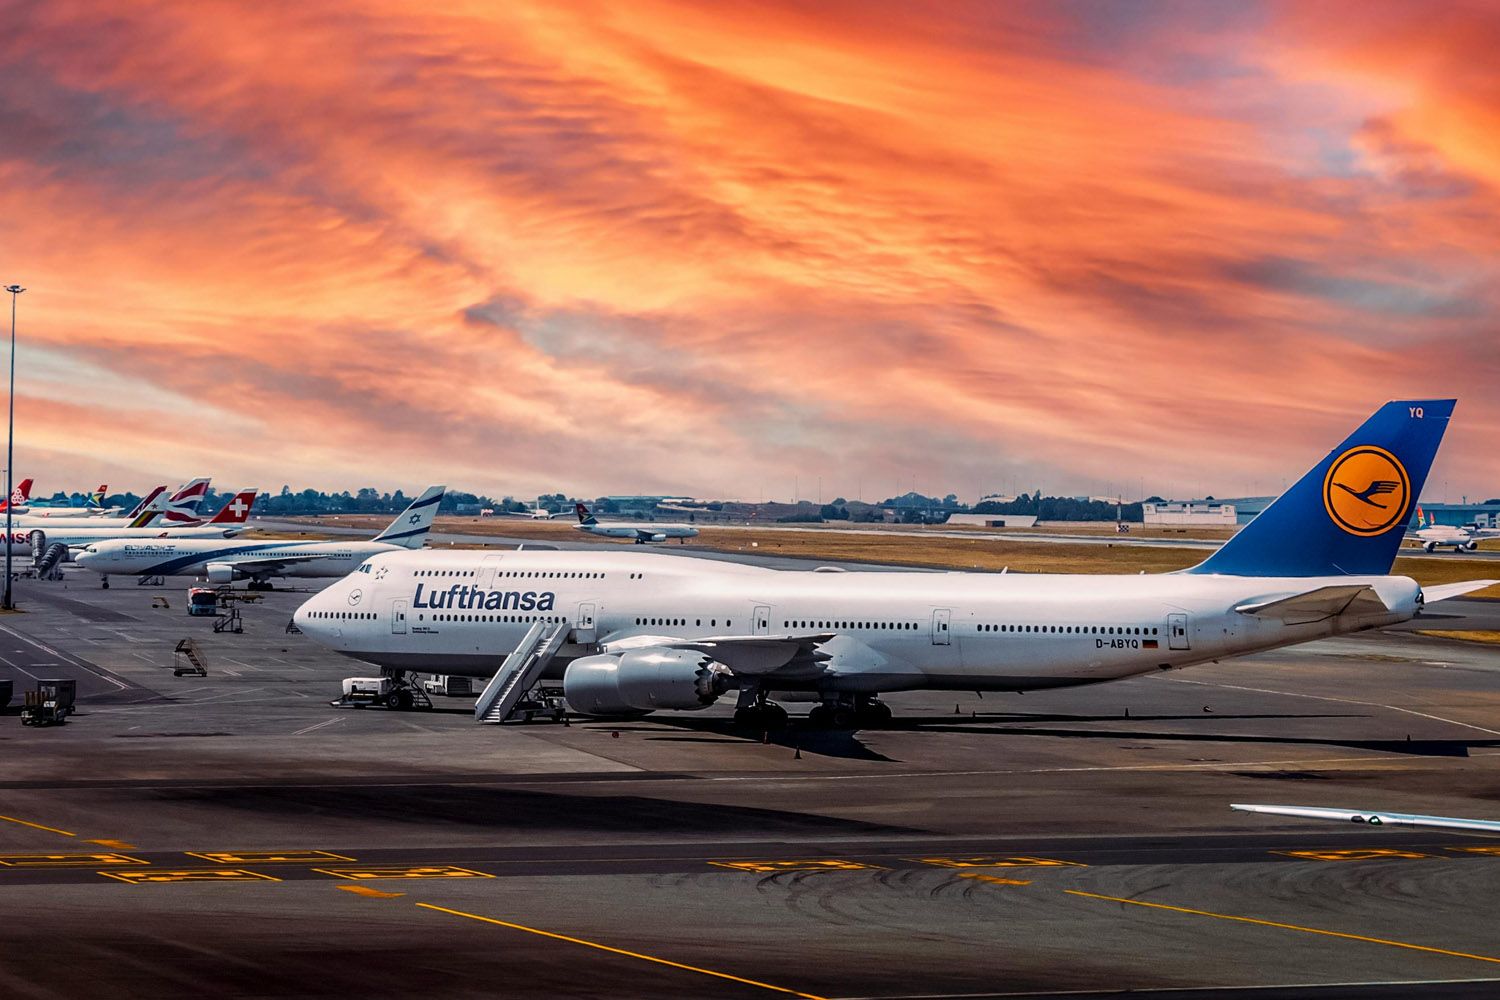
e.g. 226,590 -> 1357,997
474,622 -> 570,724
173,638 -> 208,677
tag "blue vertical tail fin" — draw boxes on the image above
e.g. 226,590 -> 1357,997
1189,400 -> 1454,577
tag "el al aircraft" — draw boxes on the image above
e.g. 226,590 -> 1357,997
574,502 -> 699,543
294,401 -> 1494,727
76,486 -> 445,590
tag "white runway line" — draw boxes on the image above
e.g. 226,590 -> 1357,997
1166,675 -> 1500,737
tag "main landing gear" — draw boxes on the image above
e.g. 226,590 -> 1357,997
247,579 -> 274,592
732,685 -> 789,729
808,695 -> 892,730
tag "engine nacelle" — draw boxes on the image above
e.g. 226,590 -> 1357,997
563,648 -> 730,716
1424,541 -> 1437,553
1465,540 -> 1478,551
204,562 -> 238,585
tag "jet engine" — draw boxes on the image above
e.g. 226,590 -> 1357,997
1425,541 -> 1438,553
563,648 -> 731,715
1465,540 -> 1479,551
204,562 -> 238,585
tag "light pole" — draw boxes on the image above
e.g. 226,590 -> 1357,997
3,284 -> 21,610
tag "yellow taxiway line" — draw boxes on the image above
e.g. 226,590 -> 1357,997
1067,890 -> 1500,966
416,903 -> 828,999
0,814 -> 76,837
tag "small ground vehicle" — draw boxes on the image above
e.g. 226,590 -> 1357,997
20,679 -> 75,726
332,676 -> 430,711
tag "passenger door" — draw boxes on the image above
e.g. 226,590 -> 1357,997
574,602 -> 597,644
391,599 -> 408,635
1167,613 -> 1190,650
931,608 -> 952,645
477,553 -> 503,590
752,605 -> 771,636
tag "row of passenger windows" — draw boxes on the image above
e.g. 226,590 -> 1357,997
786,620 -> 916,631
423,613 -> 566,623
308,611 -> 375,620
412,569 -> 605,579
637,618 -> 730,627
977,624 -> 1158,635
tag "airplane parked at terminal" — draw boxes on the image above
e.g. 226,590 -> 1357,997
12,488 -> 261,580
25,484 -> 113,516
0,478 -> 34,514
296,400 -> 1493,727
77,486 -> 444,590
1409,505 -> 1479,553
13,480 -> 197,530
574,502 -> 699,544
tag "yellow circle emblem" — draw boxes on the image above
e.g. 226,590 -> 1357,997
1322,446 -> 1410,536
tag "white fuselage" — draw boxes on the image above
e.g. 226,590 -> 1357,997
5,522 -> 239,555
294,549 -> 1420,693
1413,525 -> 1477,552
577,522 -> 698,542
75,539 -> 406,579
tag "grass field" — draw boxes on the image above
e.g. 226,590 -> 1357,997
272,515 -> 1500,597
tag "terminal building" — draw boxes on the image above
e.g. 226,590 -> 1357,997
944,513 -> 1038,528
1143,497 -> 1274,527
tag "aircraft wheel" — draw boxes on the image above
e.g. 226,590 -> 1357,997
389,689 -> 413,711
829,706 -> 858,729
858,701 -> 893,726
101,578 -> 110,590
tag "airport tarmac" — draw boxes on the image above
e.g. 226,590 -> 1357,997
5,567 -> 1500,998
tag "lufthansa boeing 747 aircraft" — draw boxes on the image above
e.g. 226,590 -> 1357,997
294,401 -> 1493,727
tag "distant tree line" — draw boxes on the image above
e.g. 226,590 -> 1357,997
974,493 -> 1143,521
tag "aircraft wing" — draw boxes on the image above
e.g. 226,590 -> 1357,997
1232,803 -> 1500,833
634,527 -> 666,541
602,632 -> 835,674
1234,585 -> 1388,621
1424,580 -> 1499,602
209,554 -> 332,574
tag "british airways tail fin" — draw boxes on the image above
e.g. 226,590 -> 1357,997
373,486 -> 444,548
1189,400 -> 1454,577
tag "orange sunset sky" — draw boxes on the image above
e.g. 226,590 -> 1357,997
2,1 -> 1497,502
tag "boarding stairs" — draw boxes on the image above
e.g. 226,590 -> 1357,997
173,638 -> 208,676
475,622 -> 570,724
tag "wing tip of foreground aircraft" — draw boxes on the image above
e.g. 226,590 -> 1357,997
1232,802 -> 1500,833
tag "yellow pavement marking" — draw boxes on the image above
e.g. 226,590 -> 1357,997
1447,845 -> 1500,856
0,814 -> 76,837
416,903 -> 828,999
957,873 -> 1032,886
0,852 -> 145,867
336,884 -> 405,898
1067,890 -> 1500,966
314,865 -> 492,880
189,850 -> 355,864
1274,848 -> 1429,862
709,859 -> 880,874
87,839 -> 137,850
101,869 -> 280,884
917,855 -> 1085,869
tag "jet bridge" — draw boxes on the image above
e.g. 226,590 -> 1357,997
475,621 -> 570,724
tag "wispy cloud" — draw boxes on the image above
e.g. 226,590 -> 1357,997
0,0 -> 1495,500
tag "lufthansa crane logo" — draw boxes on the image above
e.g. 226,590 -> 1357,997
348,588 -> 363,606
1323,446 -> 1410,536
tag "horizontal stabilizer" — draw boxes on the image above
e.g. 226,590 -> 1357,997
1232,802 -> 1500,833
1234,585 -> 1388,622
1424,580 -> 1499,603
